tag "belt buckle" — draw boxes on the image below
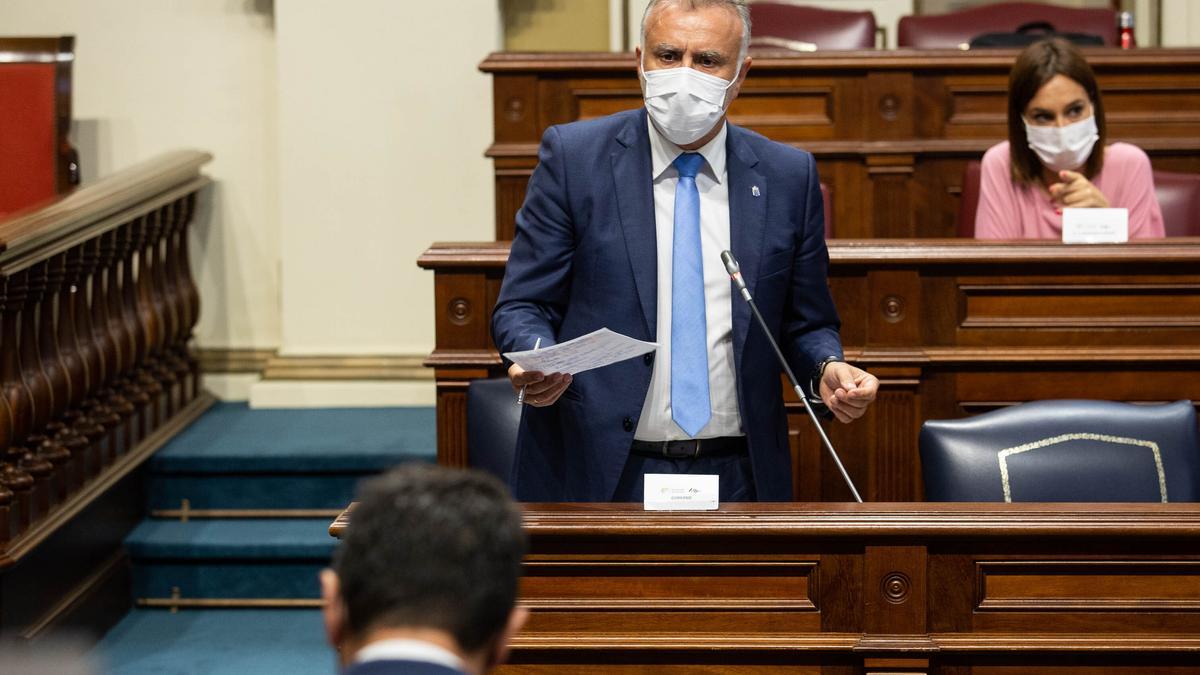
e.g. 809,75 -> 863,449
661,440 -> 701,459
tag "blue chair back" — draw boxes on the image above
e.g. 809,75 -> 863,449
467,377 -> 521,489
920,400 -> 1200,502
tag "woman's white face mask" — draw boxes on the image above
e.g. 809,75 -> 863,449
1023,114 -> 1099,173
641,54 -> 739,147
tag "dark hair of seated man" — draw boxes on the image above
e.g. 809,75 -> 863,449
321,464 -> 528,675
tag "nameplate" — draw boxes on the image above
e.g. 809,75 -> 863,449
644,474 -> 719,511
1062,208 -> 1129,244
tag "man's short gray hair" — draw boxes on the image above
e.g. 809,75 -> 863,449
640,0 -> 752,67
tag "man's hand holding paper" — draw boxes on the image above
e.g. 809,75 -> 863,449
505,328 -> 658,407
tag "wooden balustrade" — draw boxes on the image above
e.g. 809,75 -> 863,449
0,150 -> 214,570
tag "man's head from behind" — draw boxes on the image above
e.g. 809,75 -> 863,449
321,464 -> 528,673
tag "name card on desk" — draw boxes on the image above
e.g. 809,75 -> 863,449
1062,208 -> 1128,244
644,474 -> 719,511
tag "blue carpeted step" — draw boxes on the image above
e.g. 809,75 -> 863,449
147,472 -> 370,510
145,402 -> 436,509
92,609 -> 332,675
150,402 -> 437,473
126,519 -> 336,600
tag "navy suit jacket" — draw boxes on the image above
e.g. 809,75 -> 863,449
491,108 -> 843,502
343,659 -> 466,675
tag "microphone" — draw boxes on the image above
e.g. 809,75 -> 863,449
720,250 -> 863,503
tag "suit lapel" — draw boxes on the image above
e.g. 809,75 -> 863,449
726,126 -> 766,367
612,110 -> 658,339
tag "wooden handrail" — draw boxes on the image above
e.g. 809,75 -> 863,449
479,47 -> 1200,72
0,150 -> 212,271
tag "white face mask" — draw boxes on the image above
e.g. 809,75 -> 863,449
1023,114 -> 1099,173
641,56 -> 738,147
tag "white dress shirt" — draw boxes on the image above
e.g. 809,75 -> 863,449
634,118 -> 743,441
354,638 -> 465,671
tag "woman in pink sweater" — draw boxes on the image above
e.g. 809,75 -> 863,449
975,38 -> 1164,240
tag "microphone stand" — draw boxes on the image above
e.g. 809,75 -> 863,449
720,250 -> 863,503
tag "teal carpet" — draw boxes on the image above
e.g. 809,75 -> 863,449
147,402 -> 437,510
92,609 -> 333,675
86,402 -> 436,673
151,402 -> 436,472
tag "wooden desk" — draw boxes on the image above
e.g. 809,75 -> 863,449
331,502 -> 1200,674
482,49 -> 1200,239
418,239 -> 1200,501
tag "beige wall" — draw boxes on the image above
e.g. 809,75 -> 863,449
256,0 -> 499,405
1162,0 -> 1200,46
0,0 -> 281,353
273,0 -> 498,357
505,0 -> 610,51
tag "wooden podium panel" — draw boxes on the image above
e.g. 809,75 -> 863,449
331,502 -> 1200,673
482,49 -> 1200,240
418,239 -> 1200,502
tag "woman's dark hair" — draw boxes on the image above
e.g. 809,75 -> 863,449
1007,37 -> 1106,185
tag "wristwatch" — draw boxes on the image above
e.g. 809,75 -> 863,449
809,356 -> 843,400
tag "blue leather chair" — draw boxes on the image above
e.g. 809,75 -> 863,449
920,400 -> 1200,502
466,377 -> 521,489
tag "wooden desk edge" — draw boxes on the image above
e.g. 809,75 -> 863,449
329,501 -> 1200,539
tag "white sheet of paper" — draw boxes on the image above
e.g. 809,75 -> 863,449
644,473 -> 719,511
1062,208 -> 1128,244
503,328 -> 658,376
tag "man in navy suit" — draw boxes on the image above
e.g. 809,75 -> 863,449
492,0 -> 879,503
321,465 -> 527,675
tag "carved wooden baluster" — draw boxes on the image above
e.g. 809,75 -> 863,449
58,247 -> 106,479
38,256 -> 89,492
93,233 -> 135,456
164,194 -> 197,404
138,206 -> 175,423
154,199 -> 184,413
114,223 -> 150,442
181,189 -> 202,398
0,276 -> 32,535
0,460 -> 33,536
0,482 -> 13,544
74,242 -> 120,469
0,274 -> 53,520
126,217 -> 162,434
21,263 -> 71,505
152,202 -> 182,414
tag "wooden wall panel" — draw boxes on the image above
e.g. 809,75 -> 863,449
325,503 -> 1200,673
420,240 -> 1200,500
481,49 -> 1200,240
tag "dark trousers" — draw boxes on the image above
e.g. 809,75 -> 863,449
610,451 -> 757,502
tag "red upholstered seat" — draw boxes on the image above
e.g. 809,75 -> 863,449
957,160 -> 983,238
956,160 -> 1200,238
1154,170 -> 1200,237
0,37 -> 77,218
898,2 -> 1117,49
749,3 -> 876,51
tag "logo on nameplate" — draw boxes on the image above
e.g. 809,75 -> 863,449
644,473 -> 719,511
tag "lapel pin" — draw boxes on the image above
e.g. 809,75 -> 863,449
751,185 -> 760,197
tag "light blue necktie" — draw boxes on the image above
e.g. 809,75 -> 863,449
670,152 -> 711,437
